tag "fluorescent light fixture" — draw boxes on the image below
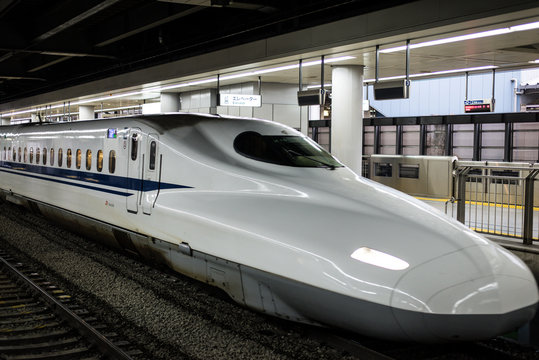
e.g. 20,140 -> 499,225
363,65 -> 498,83
351,247 -> 409,270
529,59 -> 539,64
1,56 -> 354,118
380,20 -> 539,53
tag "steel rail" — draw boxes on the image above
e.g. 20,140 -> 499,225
0,252 -> 133,360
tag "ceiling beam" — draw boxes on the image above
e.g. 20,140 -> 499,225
33,0 -> 122,43
95,6 -> 205,47
0,48 -> 116,59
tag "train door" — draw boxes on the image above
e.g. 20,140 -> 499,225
141,134 -> 160,215
126,128 -> 142,213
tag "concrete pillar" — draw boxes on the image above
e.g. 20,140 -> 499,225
331,65 -> 364,175
160,92 -> 180,112
1,117 -> 10,125
79,105 -> 95,120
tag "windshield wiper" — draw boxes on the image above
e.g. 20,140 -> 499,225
286,149 -> 337,170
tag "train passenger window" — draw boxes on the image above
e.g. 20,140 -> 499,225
58,148 -> 63,167
36,148 -> 40,164
109,150 -> 116,174
2,147 -> 5,160
234,131 -> 343,168
29,148 -> 34,163
96,150 -> 103,172
149,141 -> 156,170
43,148 -> 47,165
7,147 -> 10,161
131,133 -> 138,161
67,149 -> 72,168
399,164 -> 419,179
76,149 -> 81,169
16,147 -> 20,162
86,149 -> 92,171
50,148 -> 54,166
24,147 -> 28,163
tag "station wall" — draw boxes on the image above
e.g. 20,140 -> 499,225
179,82 -> 307,130
365,68 -> 539,117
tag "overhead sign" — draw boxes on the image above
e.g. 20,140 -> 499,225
464,99 -> 494,113
219,94 -> 261,107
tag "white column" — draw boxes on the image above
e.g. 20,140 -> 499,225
79,105 -> 95,120
331,65 -> 364,175
31,114 -> 40,123
160,92 -> 180,112
1,118 -> 10,125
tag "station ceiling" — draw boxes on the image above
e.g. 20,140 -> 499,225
0,0 -> 415,104
0,0 -> 538,117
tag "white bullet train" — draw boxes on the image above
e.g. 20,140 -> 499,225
0,113 -> 537,342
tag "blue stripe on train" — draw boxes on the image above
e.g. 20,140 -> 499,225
0,161 -> 192,196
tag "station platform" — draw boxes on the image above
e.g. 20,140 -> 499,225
417,196 -> 539,279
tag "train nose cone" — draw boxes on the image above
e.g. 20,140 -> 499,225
391,244 -> 538,342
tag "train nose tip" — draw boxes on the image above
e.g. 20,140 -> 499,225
391,244 -> 538,341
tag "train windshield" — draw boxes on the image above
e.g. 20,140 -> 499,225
234,131 -> 343,169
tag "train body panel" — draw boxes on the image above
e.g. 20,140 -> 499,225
0,113 -> 537,342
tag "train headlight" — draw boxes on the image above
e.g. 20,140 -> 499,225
351,247 -> 409,271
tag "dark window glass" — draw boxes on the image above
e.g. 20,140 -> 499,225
43,148 -> 47,165
86,149 -> 92,170
374,163 -> 393,177
8,146 -> 11,161
76,149 -> 81,169
399,164 -> 419,179
109,150 -> 116,174
24,147 -> 28,163
233,132 -> 342,169
3,147 -> 5,160
16,147 -> 19,162
131,133 -> 138,161
29,147 -> 33,163
67,149 -> 72,168
50,148 -> 54,166
58,148 -> 63,167
36,148 -> 40,164
97,150 -> 103,172
149,141 -> 156,170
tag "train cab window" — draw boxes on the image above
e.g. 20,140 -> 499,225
76,149 -> 81,169
36,148 -> 40,164
42,148 -> 47,165
234,131 -> 343,168
149,141 -> 156,170
109,150 -> 116,174
58,148 -> 63,167
29,148 -> 34,163
96,150 -> 103,172
131,133 -> 138,161
24,147 -> 28,163
86,149 -> 92,171
67,149 -> 72,168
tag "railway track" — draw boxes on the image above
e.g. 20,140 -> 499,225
0,249 -> 142,360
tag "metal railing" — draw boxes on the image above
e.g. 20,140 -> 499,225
452,161 -> 539,245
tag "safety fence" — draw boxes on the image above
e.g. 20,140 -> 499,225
451,161 -> 539,245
